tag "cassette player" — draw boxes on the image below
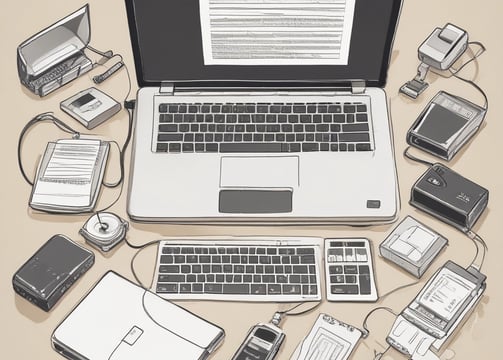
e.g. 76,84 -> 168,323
407,91 -> 486,161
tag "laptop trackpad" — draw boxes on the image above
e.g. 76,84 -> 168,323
219,156 -> 298,213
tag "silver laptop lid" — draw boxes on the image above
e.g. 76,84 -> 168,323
124,0 -> 402,89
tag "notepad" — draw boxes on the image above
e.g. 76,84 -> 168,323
29,138 -> 109,213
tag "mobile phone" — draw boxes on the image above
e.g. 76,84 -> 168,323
231,323 -> 285,360
401,261 -> 486,339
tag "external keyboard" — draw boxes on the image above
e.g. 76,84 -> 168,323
26,54 -> 93,96
155,101 -> 372,153
153,237 -> 323,302
325,238 -> 378,302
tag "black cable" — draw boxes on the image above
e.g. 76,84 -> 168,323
429,41 -> 489,110
403,146 -> 434,167
361,306 -> 398,338
86,44 -> 133,190
277,301 -> 322,317
17,113 -> 81,186
125,238 -> 164,289
450,71 -> 489,109
430,41 -> 486,79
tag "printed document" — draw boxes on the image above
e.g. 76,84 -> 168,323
200,0 -> 356,65
30,138 -> 108,212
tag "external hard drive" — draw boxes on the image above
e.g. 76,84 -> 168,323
410,163 -> 488,231
60,87 -> 121,129
12,234 -> 94,311
407,91 -> 486,161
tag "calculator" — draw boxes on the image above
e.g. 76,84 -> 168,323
325,238 -> 378,302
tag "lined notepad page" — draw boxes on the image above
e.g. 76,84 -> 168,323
31,139 -> 103,209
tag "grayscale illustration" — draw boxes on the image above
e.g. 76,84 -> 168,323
4,0 -> 495,359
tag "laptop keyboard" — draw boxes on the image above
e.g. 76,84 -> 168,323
154,239 -> 322,301
155,102 -> 372,153
325,238 -> 378,302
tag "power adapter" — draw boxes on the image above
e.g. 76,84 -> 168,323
410,163 -> 488,232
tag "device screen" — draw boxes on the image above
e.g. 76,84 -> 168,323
415,103 -> 468,144
416,267 -> 476,321
71,93 -> 96,108
234,327 -> 278,360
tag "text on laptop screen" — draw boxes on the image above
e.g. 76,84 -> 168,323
125,0 -> 402,87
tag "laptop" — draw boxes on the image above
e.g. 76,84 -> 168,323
125,0 -> 402,224
52,271 -> 225,360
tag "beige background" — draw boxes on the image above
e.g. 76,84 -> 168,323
1,0 -> 502,358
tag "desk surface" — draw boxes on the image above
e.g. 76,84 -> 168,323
2,1 -> 501,359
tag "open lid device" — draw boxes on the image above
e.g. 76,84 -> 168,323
17,4 -> 90,79
124,0 -> 403,89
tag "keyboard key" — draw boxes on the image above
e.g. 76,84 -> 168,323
331,284 -> 359,294
157,284 -> 178,293
220,143 -> 286,152
342,123 -> 369,132
204,283 -> 223,293
339,133 -> 370,142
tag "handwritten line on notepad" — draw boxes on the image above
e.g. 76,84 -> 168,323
40,140 -> 101,185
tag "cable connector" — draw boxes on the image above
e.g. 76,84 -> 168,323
270,312 -> 284,327
124,99 -> 136,110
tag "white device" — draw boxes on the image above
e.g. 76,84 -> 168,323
152,236 -> 323,302
418,23 -> 468,71
325,238 -> 378,302
400,23 -> 468,99
386,261 -> 486,358
52,271 -> 225,360
60,87 -> 121,129
125,0 -> 400,224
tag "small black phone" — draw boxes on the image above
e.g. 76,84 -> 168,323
231,323 -> 285,360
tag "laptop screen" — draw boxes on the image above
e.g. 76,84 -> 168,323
125,0 -> 402,88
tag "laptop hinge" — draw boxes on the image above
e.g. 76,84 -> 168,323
351,80 -> 366,94
160,82 -> 174,94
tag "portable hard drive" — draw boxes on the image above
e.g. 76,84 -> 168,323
60,87 -> 121,129
407,91 -> 486,161
12,234 -> 94,311
410,163 -> 488,231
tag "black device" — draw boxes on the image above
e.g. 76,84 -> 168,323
12,234 -> 94,311
231,323 -> 285,360
93,61 -> 125,84
410,163 -> 488,232
407,91 -> 486,161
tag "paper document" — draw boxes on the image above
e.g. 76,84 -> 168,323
199,0 -> 356,65
41,139 -> 100,184
30,138 -> 108,212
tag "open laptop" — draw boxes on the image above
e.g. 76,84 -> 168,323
125,0 -> 402,224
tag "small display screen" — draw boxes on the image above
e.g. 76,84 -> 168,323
415,103 -> 468,144
71,93 -> 96,108
255,328 -> 277,343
